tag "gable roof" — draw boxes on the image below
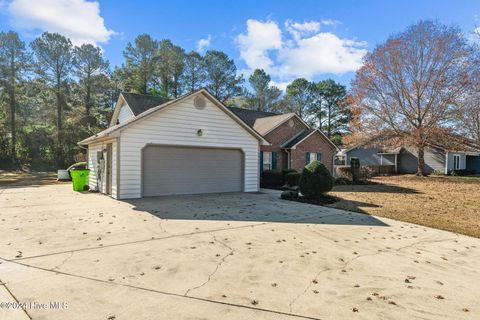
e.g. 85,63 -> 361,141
121,92 -> 170,115
281,129 -> 314,148
79,89 -> 268,145
226,107 -> 306,136
283,129 -> 339,150
226,107 -> 278,127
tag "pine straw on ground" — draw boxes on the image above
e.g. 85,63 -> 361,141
328,174 -> 480,238
0,171 -> 63,186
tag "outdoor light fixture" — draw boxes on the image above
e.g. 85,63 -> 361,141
197,129 -> 203,136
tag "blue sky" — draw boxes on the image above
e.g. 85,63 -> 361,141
1,0 -> 479,89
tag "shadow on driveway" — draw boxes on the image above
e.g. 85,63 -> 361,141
124,192 -> 389,227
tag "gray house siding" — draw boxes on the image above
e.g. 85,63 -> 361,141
399,146 -> 445,174
466,155 -> 480,173
346,147 -> 395,166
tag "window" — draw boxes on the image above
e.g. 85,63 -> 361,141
306,152 -> 319,164
263,152 -> 272,171
262,151 -> 278,171
453,154 -> 461,170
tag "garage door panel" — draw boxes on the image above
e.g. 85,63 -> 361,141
142,146 -> 243,197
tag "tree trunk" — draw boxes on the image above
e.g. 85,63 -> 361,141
85,75 -> 91,115
9,88 -> 16,166
416,144 -> 425,176
56,90 -> 64,168
327,104 -> 332,138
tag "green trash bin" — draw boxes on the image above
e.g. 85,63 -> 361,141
70,169 -> 90,191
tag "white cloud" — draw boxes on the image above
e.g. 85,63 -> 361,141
235,19 -> 282,70
235,19 -> 367,82
285,20 -> 321,40
6,0 -> 115,45
196,34 -> 211,52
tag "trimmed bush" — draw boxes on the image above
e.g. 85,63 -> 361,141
285,172 -> 301,186
281,190 -> 298,200
261,170 -> 284,187
299,161 -> 334,199
451,169 -> 475,176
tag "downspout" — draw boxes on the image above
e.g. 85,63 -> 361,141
445,152 -> 449,175
395,154 -> 398,173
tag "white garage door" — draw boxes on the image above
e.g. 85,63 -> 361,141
142,145 -> 243,197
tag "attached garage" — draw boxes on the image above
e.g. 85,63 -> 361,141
79,89 -> 267,199
142,145 -> 243,197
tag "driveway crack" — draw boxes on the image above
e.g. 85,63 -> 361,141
184,235 -> 234,296
53,251 -> 74,270
0,277 -> 33,319
288,236 -> 460,312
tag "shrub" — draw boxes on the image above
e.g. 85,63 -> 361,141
336,165 -> 374,182
450,169 -> 475,176
261,170 -> 283,187
282,168 -> 297,175
431,169 -> 444,176
335,177 -> 350,185
299,161 -> 334,199
285,172 -> 301,186
336,166 -> 353,181
281,190 -> 298,200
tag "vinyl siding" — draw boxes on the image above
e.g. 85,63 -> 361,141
118,95 -> 259,199
346,147 -> 395,166
87,140 -> 118,198
399,146 -> 445,174
446,152 -> 466,173
117,104 -> 134,124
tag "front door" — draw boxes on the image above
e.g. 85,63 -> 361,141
106,143 -> 112,195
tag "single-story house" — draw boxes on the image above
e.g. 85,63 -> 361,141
227,107 -> 339,174
79,89 -> 268,199
343,143 -> 480,174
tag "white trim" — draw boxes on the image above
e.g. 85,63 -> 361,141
109,94 -> 134,127
79,89 -> 269,146
290,129 -> 339,151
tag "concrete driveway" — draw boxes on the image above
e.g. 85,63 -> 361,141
0,184 -> 479,320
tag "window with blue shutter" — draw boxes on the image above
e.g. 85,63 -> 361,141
317,152 -> 321,161
259,151 -> 264,173
272,152 -> 278,170
305,152 -> 310,164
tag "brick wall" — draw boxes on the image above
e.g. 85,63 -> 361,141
260,116 -> 305,170
291,131 -> 336,173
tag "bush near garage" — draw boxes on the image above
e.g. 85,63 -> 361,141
284,172 -> 301,186
299,161 -> 334,199
261,170 -> 284,187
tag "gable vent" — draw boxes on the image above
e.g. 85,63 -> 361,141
194,96 -> 206,110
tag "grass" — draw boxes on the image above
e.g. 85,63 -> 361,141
0,171 -> 64,186
328,174 -> 480,238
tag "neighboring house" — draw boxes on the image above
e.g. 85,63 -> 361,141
78,89 -> 268,199
227,107 -> 339,174
343,143 -> 480,174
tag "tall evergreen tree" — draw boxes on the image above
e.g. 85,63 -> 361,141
122,34 -> 158,94
73,44 -> 109,116
182,51 -> 206,93
284,78 -> 316,118
155,40 -> 185,98
204,50 -> 243,102
308,79 -> 349,141
31,32 -> 73,166
247,69 -> 281,112
0,31 -> 30,166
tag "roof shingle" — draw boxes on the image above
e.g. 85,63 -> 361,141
122,92 -> 170,116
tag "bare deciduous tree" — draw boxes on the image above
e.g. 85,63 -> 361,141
349,21 -> 475,175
